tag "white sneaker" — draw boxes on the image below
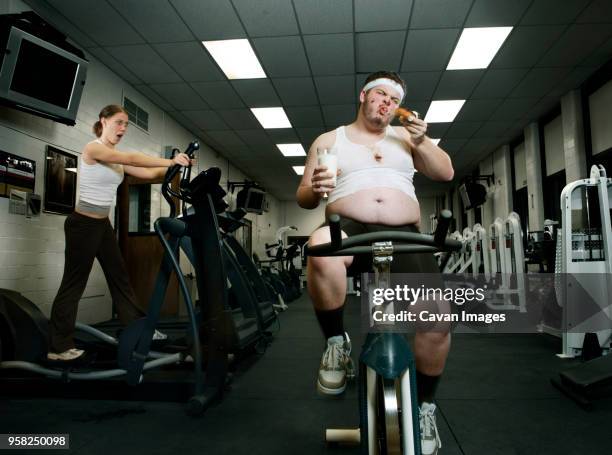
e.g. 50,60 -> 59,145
317,333 -> 355,395
420,402 -> 442,455
47,348 -> 85,361
152,329 -> 168,341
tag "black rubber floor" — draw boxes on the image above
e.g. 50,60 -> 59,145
2,293 -> 612,454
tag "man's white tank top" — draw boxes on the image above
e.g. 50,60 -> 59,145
327,126 -> 417,204
78,139 -> 124,207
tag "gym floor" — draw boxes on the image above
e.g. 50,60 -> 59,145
2,294 -> 611,454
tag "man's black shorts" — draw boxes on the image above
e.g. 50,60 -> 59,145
320,218 -> 440,276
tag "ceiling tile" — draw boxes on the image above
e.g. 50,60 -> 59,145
217,109 -> 262,130
293,0 -> 353,34
170,0 -> 245,40
581,34 -> 612,68
433,70 -> 484,99
399,72 -> 442,101
473,121 -> 513,138
356,31 -> 406,73
252,36 -> 311,77
520,97 -> 560,123
234,130 -> 275,147
297,127 -> 327,147
410,0 -> 472,28
520,0 -> 591,25
190,81 -> 245,109
427,123 -> 452,138
182,110 -> 230,130
322,104 -> 357,127
48,0 -> 144,46
87,47 -> 143,85
491,25 -> 567,68
401,29 -> 461,71
149,83 -> 208,110
26,1 -> 97,47
509,67 -> 571,98
471,68 -> 529,98
231,80 -> 281,107
314,76 -> 356,105
108,0 -> 193,43
454,99 -> 504,122
546,67 -> 597,98
489,98 -> 540,121
233,0 -> 299,37
576,0 -> 612,23
537,24 -> 612,67
444,122 -> 483,139
134,85 -> 175,112
439,138 -> 468,153
285,106 -> 325,127
354,0 -> 413,32
465,0 -> 532,27
153,42 -> 224,82
272,78 -> 319,106
206,130 -> 247,149
304,34 -> 355,75
167,111 -> 205,136
266,129 -> 301,143
105,45 -> 182,83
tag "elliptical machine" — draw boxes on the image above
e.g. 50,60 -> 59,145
0,141 -> 233,415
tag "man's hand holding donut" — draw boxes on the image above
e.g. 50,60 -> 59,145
396,107 -> 428,146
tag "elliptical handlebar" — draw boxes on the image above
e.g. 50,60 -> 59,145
162,140 -> 200,217
305,210 -> 461,257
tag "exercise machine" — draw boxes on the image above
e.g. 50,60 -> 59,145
305,211 -> 460,454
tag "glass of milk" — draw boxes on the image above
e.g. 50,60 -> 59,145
316,147 -> 337,199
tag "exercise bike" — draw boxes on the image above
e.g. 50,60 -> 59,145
305,211 -> 460,454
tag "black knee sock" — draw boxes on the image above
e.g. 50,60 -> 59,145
417,371 -> 441,405
315,306 -> 345,340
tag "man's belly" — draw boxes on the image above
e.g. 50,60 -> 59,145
326,188 -> 420,225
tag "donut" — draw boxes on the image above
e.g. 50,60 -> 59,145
395,107 -> 419,123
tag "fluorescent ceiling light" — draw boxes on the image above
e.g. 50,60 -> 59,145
202,39 -> 266,79
431,138 -> 441,145
447,27 -> 513,70
277,144 -> 306,157
424,100 -> 466,123
251,107 -> 292,129
292,166 -> 305,175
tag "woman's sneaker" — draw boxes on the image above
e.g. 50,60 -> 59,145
317,333 -> 355,395
420,402 -> 442,455
152,329 -> 168,341
47,348 -> 85,361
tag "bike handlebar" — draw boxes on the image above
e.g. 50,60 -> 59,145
305,210 -> 461,257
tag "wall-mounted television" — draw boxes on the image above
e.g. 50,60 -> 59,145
0,13 -> 88,125
236,186 -> 266,215
458,182 -> 487,210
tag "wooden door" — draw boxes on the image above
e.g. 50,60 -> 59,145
116,177 -> 179,316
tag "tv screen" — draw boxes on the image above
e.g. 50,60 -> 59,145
237,186 -> 266,215
459,182 -> 487,210
0,25 -> 88,125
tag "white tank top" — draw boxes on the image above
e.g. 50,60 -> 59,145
78,139 -> 124,207
327,126 -> 417,204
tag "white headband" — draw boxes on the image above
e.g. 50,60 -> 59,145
361,78 -> 405,102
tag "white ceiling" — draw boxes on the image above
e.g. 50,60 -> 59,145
25,0 -> 612,200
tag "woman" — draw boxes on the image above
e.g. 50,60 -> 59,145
47,104 -> 192,361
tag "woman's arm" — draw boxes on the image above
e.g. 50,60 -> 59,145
123,165 -> 167,181
84,142 -> 174,168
